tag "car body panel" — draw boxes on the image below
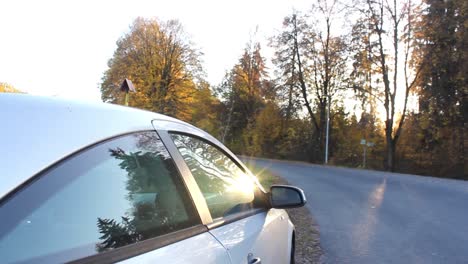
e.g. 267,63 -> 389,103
209,209 -> 293,264
118,232 -> 231,264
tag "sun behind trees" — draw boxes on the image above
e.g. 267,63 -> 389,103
100,7 -> 466,180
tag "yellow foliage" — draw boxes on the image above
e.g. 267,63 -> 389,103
0,83 -> 22,93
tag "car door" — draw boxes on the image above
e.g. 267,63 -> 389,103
0,131 -> 230,264
164,131 -> 293,264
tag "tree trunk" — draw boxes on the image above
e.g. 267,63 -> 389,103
386,136 -> 396,172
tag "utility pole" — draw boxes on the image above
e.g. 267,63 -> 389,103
325,95 -> 331,164
363,143 -> 367,168
120,79 -> 136,106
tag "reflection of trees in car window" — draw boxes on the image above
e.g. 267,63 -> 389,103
96,144 -> 190,252
171,134 -> 261,219
0,132 -> 198,263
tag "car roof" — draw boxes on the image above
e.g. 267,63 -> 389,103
0,94 -> 222,199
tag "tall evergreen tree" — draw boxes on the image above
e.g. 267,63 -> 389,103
412,0 -> 467,177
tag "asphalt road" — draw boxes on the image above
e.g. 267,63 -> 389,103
244,158 -> 468,264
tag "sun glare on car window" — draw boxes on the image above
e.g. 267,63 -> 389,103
231,171 -> 255,197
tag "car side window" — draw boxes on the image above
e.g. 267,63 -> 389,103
0,132 -> 200,263
170,133 -> 264,220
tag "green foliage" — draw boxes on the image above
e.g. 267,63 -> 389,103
96,217 -> 138,252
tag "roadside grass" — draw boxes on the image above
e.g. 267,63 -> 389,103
245,162 -> 323,264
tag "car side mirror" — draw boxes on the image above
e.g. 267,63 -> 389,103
270,185 -> 306,209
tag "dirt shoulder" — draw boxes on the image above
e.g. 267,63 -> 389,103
273,175 -> 323,264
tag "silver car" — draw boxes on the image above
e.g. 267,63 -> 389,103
0,94 -> 306,264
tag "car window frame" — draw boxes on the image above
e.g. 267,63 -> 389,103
0,130 -> 210,264
158,129 -> 269,228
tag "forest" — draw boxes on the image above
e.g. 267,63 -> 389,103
99,0 -> 466,179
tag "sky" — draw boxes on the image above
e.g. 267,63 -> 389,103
0,0 -> 312,102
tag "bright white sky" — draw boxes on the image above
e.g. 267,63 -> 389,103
0,0 -> 312,102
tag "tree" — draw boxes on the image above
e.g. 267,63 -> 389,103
270,16 -> 303,128
271,13 -> 320,161
409,0 -> 467,178
100,17 -> 204,121
330,109 -> 362,167
242,102 -> 283,157
0,83 -> 22,93
349,16 -> 379,122
271,2 -> 348,162
216,41 -> 270,152
189,81 -> 222,136
351,0 -> 422,171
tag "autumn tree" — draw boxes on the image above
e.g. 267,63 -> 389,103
189,80 -> 222,136
330,108 -> 362,166
242,102 -> 283,157
350,0 -> 422,171
270,16 -> 303,130
269,17 -> 305,159
100,17 -> 205,121
271,1 -> 348,162
217,41 -> 270,152
0,83 -> 22,93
